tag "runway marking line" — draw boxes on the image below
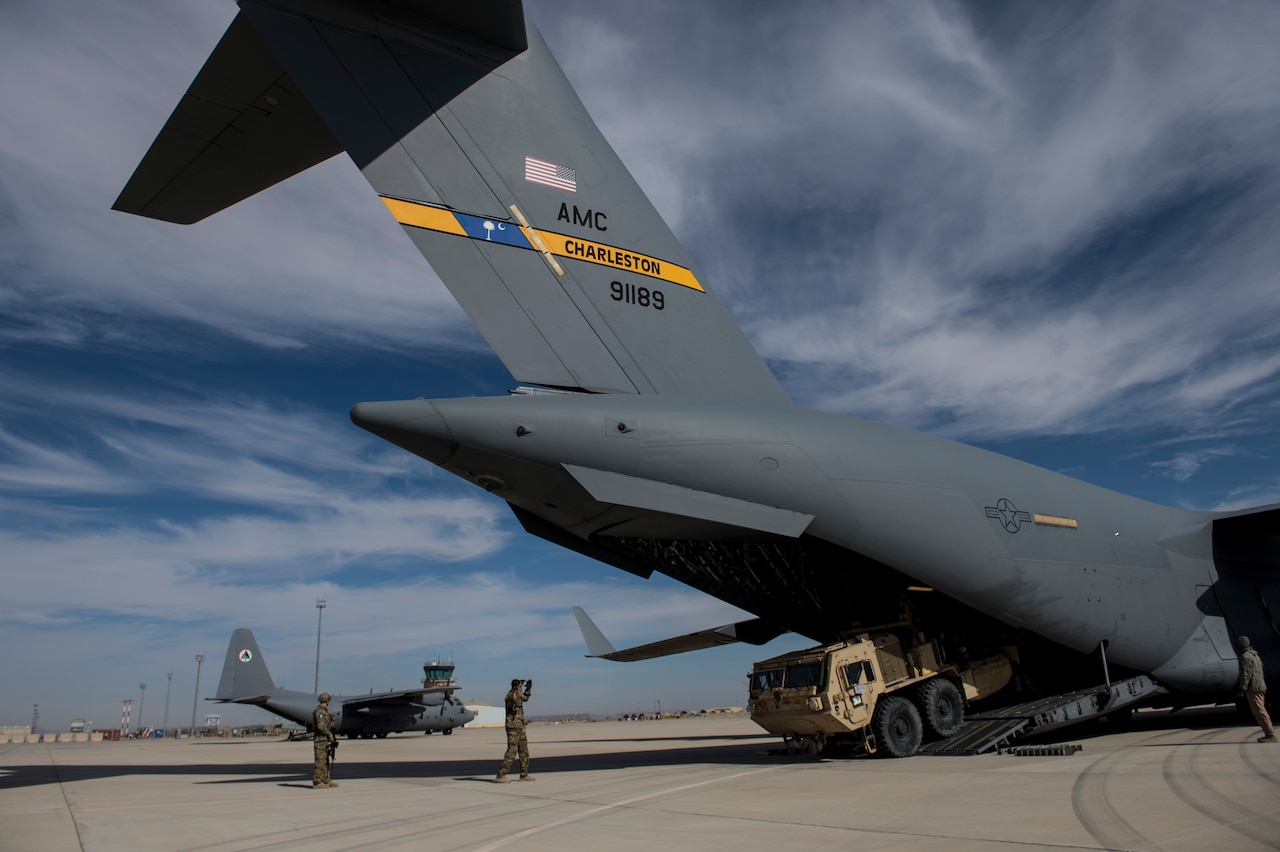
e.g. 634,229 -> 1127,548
472,765 -> 780,851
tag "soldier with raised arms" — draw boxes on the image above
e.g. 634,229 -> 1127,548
496,678 -> 534,782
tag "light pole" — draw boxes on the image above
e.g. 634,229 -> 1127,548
138,683 -> 147,732
31,704 -> 38,734
191,654 -> 205,737
162,672 -> 173,736
314,598 -> 327,694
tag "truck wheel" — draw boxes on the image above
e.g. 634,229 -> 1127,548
873,695 -> 923,758
918,678 -> 963,739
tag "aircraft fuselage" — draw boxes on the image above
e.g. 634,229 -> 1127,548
254,689 -> 474,737
353,393 -> 1238,694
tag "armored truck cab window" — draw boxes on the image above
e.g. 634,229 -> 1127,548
842,660 -> 875,685
752,669 -> 784,691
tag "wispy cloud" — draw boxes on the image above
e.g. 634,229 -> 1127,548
4,0 -> 1280,730
1148,446 -> 1241,483
549,0 -> 1280,445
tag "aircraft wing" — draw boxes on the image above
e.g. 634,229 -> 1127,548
572,606 -> 789,662
1211,502 -> 1280,531
340,685 -> 459,713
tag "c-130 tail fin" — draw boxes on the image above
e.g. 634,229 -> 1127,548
214,627 -> 278,702
114,1 -> 790,404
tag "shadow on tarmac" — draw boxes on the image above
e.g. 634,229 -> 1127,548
0,737 -> 772,791
1,706 -> 1254,791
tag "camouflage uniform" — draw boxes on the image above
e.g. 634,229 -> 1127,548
1236,638 -> 1276,742
497,679 -> 533,780
313,695 -> 339,787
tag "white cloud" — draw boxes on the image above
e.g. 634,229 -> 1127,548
549,1 -> 1280,443
4,0 -> 1280,731
1148,446 -> 1241,483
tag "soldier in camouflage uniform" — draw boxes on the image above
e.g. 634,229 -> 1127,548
496,678 -> 534,782
313,693 -> 340,787
1236,637 -> 1276,743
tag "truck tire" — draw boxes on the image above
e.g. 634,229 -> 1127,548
873,695 -> 923,758
918,678 -> 963,739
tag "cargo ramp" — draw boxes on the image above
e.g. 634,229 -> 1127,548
921,675 -> 1166,756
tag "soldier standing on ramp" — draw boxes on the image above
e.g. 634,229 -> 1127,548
496,679 -> 534,782
313,693 -> 340,787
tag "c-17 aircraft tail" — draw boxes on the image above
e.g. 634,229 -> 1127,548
113,0 -> 790,405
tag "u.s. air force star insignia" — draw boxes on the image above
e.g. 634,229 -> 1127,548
238,650 -> 253,663
985,498 -> 1032,533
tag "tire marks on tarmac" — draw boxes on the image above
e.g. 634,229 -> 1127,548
1161,729 -> 1280,849
1072,725 -> 1280,851
1071,745 -> 1154,851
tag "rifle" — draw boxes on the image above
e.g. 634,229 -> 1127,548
327,737 -> 338,764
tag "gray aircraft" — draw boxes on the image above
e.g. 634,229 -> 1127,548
117,1 -> 1275,725
213,628 -> 474,738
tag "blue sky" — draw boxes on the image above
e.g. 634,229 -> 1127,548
3,0 -> 1280,732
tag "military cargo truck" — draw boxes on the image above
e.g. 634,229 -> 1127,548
748,629 -> 1013,757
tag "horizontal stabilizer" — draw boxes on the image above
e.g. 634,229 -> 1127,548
564,465 -> 814,538
213,694 -> 272,707
112,13 -> 342,224
572,606 -> 788,662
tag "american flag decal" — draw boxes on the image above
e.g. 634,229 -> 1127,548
525,156 -> 577,192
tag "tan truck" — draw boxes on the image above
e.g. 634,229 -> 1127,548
748,630 -> 1013,757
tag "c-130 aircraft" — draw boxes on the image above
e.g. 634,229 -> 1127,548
116,1 -> 1275,733
213,628 -> 474,738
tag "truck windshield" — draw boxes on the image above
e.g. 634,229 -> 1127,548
785,662 -> 824,688
752,669 -> 784,690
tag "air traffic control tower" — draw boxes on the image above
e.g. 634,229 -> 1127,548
423,660 -> 456,689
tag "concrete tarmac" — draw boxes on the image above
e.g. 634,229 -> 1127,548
2,708 -> 1278,852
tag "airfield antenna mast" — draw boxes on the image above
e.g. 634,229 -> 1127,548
315,598 -> 327,694
191,654 -> 205,737
162,672 -> 173,736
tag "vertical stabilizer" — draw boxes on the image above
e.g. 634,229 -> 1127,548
117,1 -> 791,403
215,628 -> 278,700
